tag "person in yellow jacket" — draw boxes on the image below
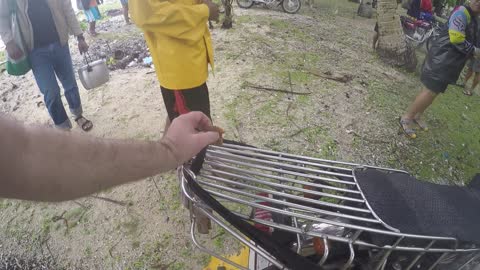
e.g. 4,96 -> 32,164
130,0 -> 219,130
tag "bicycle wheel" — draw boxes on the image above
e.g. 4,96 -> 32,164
236,0 -> 254,8
281,0 -> 301,14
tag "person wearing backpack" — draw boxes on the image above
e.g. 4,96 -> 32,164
400,1 -> 480,138
0,0 -> 93,131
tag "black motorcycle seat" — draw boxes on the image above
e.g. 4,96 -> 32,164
354,168 -> 480,244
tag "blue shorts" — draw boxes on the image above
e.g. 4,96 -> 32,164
84,6 -> 101,22
120,0 -> 128,5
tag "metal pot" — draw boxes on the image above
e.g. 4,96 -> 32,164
78,53 -> 109,90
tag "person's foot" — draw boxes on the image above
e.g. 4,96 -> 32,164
463,86 -> 473,96
414,115 -> 428,131
89,30 -> 99,37
399,117 -> 417,139
75,116 -> 93,132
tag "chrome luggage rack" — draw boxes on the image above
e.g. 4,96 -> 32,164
179,142 -> 480,270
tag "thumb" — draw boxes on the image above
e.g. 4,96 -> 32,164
194,131 -> 220,147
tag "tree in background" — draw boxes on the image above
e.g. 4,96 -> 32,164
376,0 -> 417,71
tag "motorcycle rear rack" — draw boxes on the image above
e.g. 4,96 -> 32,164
179,143 -> 480,270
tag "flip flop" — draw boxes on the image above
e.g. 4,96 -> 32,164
414,117 -> 429,131
463,89 -> 473,96
399,117 -> 417,139
75,116 -> 93,132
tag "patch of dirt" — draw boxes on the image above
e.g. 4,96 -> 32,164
1,1 -> 471,269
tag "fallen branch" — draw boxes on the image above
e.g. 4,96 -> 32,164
245,82 -> 312,95
90,195 -> 128,206
308,70 -> 353,83
287,125 -> 315,137
73,200 -> 89,209
152,177 -> 162,199
108,238 -> 123,258
52,210 -> 69,231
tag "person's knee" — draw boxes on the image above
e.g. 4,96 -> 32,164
43,87 -> 62,106
423,87 -> 438,97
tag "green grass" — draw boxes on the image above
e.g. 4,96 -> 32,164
0,50 -> 5,71
98,2 -> 122,14
366,72 -> 480,183
236,15 -> 252,24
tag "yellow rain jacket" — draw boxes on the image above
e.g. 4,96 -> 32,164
130,0 -> 214,90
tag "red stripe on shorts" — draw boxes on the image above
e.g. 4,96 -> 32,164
173,91 -> 190,115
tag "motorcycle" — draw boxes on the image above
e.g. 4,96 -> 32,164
236,0 -> 301,14
400,15 -> 443,50
179,141 -> 480,270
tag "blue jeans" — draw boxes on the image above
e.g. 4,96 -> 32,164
30,42 -> 82,129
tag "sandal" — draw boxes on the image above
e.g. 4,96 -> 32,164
399,117 -> 417,139
463,89 -> 473,96
414,117 -> 429,131
75,116 -> 93,132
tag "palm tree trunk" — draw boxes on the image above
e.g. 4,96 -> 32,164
376,0 -> 417,71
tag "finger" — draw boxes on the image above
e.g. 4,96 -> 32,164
180,111 -> 213,130
194,131 -> 220,146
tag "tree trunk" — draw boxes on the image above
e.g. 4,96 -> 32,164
222,0 -> 234,29
376,0 -> 417,71
358,1 -> 374,18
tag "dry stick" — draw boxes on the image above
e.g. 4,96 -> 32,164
108,237 -> 123,258
245,83 -> 312,95
40,236 -> 57,267
73,200 -> 89,209
288,71 -> 294,100
284,71 -> 310,135
287,125 -> 316,138
52,210 -> 69,231
90,195 -> 128,206
307,70 -> 353,83
151,177 -> 163,199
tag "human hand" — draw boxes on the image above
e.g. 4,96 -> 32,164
78,39 -> 89,55
162,112 -> 222,165
6,41 -> 23,60
203,0 -> 220,22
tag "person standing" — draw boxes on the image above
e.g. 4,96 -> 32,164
0,0 -> 93,131
120,0 -> 130,25
400,1 -> 480,138
78,0 -> 101,36
129,0 -> 219,131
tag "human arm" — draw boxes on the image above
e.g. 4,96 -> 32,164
448,7 -> 476,55
129,0 -> 217,43
59,0 -> 88,54
0,0 -> 23,60
0,0 -> 13,46
62,0 -> 83,37
0,112 -> 220,202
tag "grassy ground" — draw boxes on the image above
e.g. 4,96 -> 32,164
0,1 -> 479,269
0,50 -> 5,71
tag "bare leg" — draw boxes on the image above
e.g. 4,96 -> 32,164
400,88 -> 437,137
122,4 -> 130,24
373,32 -> 379,50
465,68 -> 473,83
470,72 -> 480,94
403,88 -> 438,120
89,21 -> 98,36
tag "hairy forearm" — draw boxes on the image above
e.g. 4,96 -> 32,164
0,116 -> 179,202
